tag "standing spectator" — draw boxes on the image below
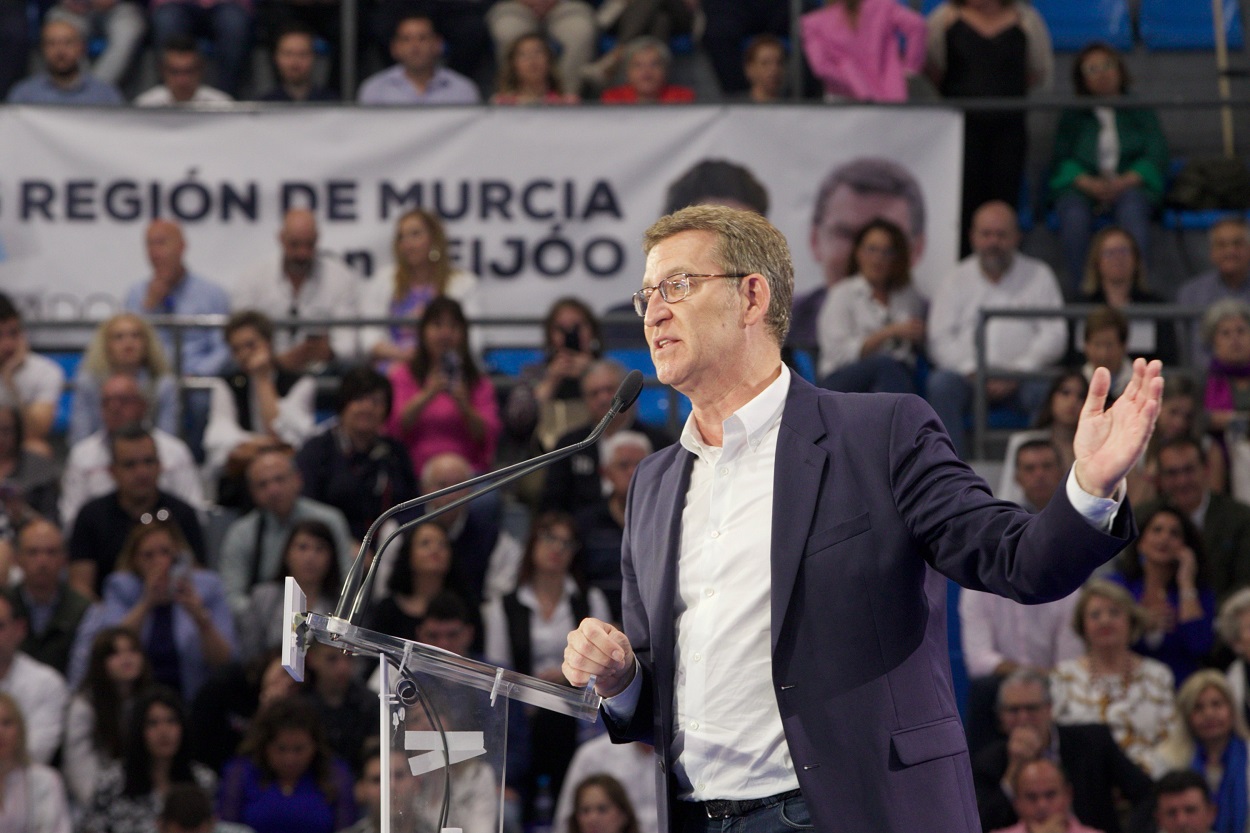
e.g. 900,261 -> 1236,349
233,209 -> 363,373
800,0 -> 925,103
740,34 -> 786,102
62,627 -> 152,810
926,0 -> 1052,249
699,0 -> 789,95
0,403 -> 60,524
486,0 -> 595,98
257,24 -> 338,102
11,519 -> 89,675
5,18 -> 124,105
69,313 -> 178,446
491,33 -> 579,104
148,0 -> 251,98
296,367 -> 416,540
0,692 -> 72,833
123,219 -> 232,379
926,201 -> 1067,458
387,297 -> 500,477
46,0 -> 145,87
816,218 -> 924,392
601,37 -> 695,104
1076,226 -> 1179,365
1177,217 -> 1250,367
360,209 -> 479,366
135,35 -> 236,105
0,292 -> 66,457
357,14 -> 480,105
1050,42 -> 1168,292
0,590 -> 68,766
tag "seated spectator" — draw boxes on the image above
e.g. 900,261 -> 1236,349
296,367 -> 417,540
972,670 -> 1152,833
1080,306 -> 1133,399
1153,770 -> 1219,833
299,641 -> 372,774
336,741 -> 401,833
1014,440 -> 1065,514
217,446 -> 354,619
1149,437 -> 1250,604
401,691 -> 498,833
45,0 -> 144,88
539,359 -> 670,516
78,519 -> 235,702
69,313 -> 178,446
800,0 -> 924,103
1076,226 -> 1178,364
1110,505 -> 1215,684
5,17 -> 124,105
997,371 -> 1085,505
365,521 -> 463,641
62,627 -> 152,810
927,201 -> 1066,458
1050,579 -> 1177,777
135,35 -> 236,106
81,686 -> 217,833
1178,217 -> 1250,367
1201,299 -> 1250,441
257,24 -> 337,103
992,758 -> 1101,833
567,774 -> 639,833
1135,377 -> 1225,506
148,0 -> 250,98
158,782 -> 247,833
816,218 -> 924,392
67,423 -> 205,600
187,653 -> 298,774
491,33 -> 579,104
740,34 -> 786,103
601,37 -> 695,104
504,297 -> 602,455
11,519 -> 89,675
699,0 -> 789,95
387,297 -> 500,477
123,219 -> 232,379
60,374 -> 204,530
486,1 -> 594,97
0,691 -> 72,832
586,0 -> 693,91
1220,589 -> 1250,726
218,697 -> 357,833
0,404 -> 59,524
0,589 -> 68,766
233,209 -> 362,373
1160,671 -> 1250,833
555,739 -> 657,833
574,430 -> 651,622
0,292 -> 67,456
925,0 -> 1052,249
204,310 -> 316,508
360,209 -> 480,366
482,511 -> 609,822
358,14 -> 480,105
1050,42 -> 1167,292
239,520 -> 342,660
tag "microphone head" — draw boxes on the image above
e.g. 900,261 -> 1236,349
614,369 -> 645,414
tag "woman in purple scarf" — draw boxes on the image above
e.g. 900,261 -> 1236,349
1202,299 -> 1250,447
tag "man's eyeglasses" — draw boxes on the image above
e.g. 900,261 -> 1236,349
632,273 -> 746,317
999,702 -> 1047,716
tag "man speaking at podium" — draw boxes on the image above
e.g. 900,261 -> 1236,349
562,205 -> 1161,833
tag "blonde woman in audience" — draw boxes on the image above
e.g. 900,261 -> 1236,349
69,312 -> 177,444
361,209 -> 479,366
0,691 -> 71,832
1220,588 -> 1250,728
492,34 -> 579,104
1050,579 -> 1177,777
1076,226 -> 1178,364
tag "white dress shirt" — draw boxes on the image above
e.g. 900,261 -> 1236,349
0,653 -> 68,765
201,374 -> 316,476
816,276 -> 925,378
483,577 -> 611,676
958,588 -> 1083,678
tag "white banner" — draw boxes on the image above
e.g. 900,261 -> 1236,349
0,105 -> 961,344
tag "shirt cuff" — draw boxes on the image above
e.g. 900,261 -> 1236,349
600,658 -> 643,724
1065,467 -> 1124,532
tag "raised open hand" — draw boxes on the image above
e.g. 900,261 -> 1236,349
1073,358 -> 1164,498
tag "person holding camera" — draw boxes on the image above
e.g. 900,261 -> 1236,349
387,297 -> 500,477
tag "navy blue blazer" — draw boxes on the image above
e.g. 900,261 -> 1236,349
607,374 -> 1135,833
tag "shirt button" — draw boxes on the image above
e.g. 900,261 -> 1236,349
693,652 -> 701,662
690,721 -> 699,730
719,466 -> 729,476
710,530 -> 720,539
704,588 -> 714,598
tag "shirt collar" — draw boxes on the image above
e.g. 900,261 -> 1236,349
679,364 -> 790,464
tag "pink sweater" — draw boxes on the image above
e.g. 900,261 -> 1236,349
386,362 -> 501,475
800,0 -> 926,102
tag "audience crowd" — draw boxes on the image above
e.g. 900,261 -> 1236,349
2,2 -> 1250,832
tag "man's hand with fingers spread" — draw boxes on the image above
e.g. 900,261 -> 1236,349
563,617 -> 636,698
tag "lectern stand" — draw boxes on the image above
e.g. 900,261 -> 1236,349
281,579 -> 601,833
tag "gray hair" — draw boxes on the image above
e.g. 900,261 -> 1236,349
623,35 -> 671,68
996,669 -> 1052,709
599,430 -> 653,466
1217,587 -> 1250,645
1201,298 -> 1250,350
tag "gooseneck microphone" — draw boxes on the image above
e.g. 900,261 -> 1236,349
333,369 -> 645,624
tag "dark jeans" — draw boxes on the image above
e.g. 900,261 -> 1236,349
151,1 -> 253,96
1055,188 -> 1152,297
675,794 -> 814,833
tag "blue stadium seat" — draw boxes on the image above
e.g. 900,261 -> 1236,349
46,350 -> 82,437
482,346 -> 544,378
606,347 -> 691,428
1033,0 -> 1133,52
1140,0 -> 1244,50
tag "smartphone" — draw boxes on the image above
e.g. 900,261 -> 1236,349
563,327 -> 581,351
441,351 -> 462,385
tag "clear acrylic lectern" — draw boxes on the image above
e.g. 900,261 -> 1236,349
281,579 -> 601,833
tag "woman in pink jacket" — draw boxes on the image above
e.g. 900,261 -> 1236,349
800,0 -> 926,102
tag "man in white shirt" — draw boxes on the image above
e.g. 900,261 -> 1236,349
134,35 -> 233,106
562,204 -> 1159,833
926,200 -> 1067,459
233,208 -> 362,373
0,589 -> 67,764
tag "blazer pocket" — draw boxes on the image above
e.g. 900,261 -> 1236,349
802,512 -> 871,558
890,717 -> 966,766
